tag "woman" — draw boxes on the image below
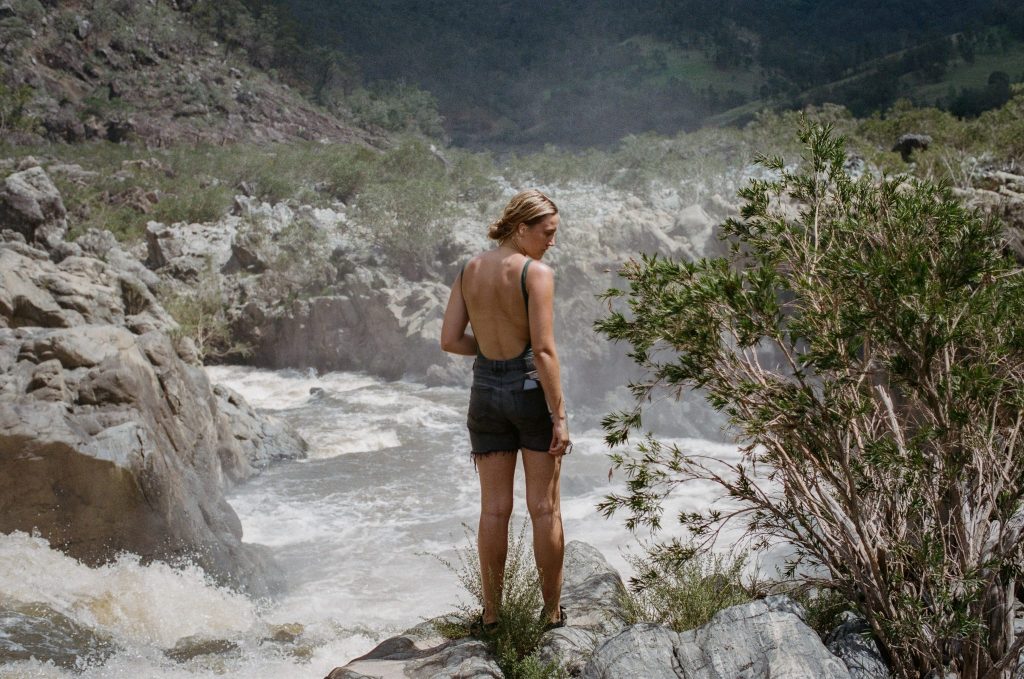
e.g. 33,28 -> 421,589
440,189 -> 570,630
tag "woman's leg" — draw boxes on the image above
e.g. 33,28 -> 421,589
523,449 -> 564,623
476,451 -> 517,624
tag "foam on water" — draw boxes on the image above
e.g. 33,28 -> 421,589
0,533 -> 256,649
2,366 -> 741,678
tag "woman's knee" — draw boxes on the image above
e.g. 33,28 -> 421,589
526,495 -> 560,521
481,500 -> 513,523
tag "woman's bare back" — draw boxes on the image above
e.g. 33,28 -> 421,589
462,250 -> 532,360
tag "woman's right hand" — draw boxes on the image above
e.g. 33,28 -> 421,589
549,418 -> 570,456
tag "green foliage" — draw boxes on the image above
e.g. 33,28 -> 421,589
596,122 -> 1024,677
618,539 -> 753,632
0,67 -> 36,136
160,267 -> 252,362
350,139 -> 459,280
434,524 -> 567,679
340,82 -> 445,139
791,588 -> 852,637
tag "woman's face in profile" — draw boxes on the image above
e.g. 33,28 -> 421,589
519,213 -> 560,259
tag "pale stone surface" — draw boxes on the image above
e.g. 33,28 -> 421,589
583,596 -> 852,679
0,167 -> 67,248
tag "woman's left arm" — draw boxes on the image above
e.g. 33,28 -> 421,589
440,271 -> 478,356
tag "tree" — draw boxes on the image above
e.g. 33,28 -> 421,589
596,123 -> 1024,678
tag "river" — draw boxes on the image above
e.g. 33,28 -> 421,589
0,365 -> 737,678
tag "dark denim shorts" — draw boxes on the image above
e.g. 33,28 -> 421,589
468,353 -> 553,456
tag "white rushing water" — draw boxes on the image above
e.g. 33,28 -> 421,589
0,365 -> 738,678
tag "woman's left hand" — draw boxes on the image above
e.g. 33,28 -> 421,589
549,418 -> 570,456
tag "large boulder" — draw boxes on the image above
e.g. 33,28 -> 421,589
0,166 -> 68,249
0,323 -> 278,595
145,219 -> 237,278
239,268 -> 459,381
582,595 -> 852,679
0,235 -> 305,595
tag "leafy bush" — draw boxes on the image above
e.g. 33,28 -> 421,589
160,267 -> 252,362
350,139 -> 458,279
596,123 -> 1024,678
434,523 -> 566,679
342,81 -> 446,139
618,539 -> 753,632
0,67 -> 36,136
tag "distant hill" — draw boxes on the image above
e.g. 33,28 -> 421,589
273,0 -> 1024,148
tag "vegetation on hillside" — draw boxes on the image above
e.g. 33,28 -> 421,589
596,124 -> 1024,677
267,0 -> 1024,147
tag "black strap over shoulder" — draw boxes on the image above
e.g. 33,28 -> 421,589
520,259 -> 531,312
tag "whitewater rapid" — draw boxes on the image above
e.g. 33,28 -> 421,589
0,365 -> 738,678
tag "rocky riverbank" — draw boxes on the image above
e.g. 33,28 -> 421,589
324,541 -> 890,679
0,161 -> 306,596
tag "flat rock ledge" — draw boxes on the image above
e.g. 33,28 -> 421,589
324,542 -> 885,679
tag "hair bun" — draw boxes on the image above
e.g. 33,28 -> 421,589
487,189 -> 558,242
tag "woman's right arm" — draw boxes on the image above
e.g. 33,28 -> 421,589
527,262 -> 569,455
440,271 -> 478,356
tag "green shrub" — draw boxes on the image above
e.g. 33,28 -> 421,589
596,122 -> 1024,678
160,266 -> 252,362
350,139 -> 458,279
434,524 -> 567,679
342,82 -> 446,139
0,66 -> 35,135
618,539 -> 753,632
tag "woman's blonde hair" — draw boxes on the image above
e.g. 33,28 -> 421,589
488,189 -> 558,242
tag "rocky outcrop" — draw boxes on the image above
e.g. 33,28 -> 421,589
0,165 -> 68,250
325,540 -> 628,679
0,167 -> 306,596
325,541 -> 871,679
955,168 -> 1024,265
584,596 -> 851,678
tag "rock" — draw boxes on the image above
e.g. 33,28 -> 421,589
76,227 -> 162,293
0,600 -> 118,669
535,541 -> 629,674
212,382 -> 308,477
892,134 -> 932,162
74,17 -> 91,40
240,269 -> 457,380
165,635 -> 240,662
0,245 -> 173,331
826,613 -> 891,679
0,325 -> 281,596
582,595 -> 852,679
146,219 -> 237,277
327,619 -> 501,679
0,167 -> 68,249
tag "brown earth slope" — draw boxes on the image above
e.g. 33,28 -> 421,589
0,0 -> 378,147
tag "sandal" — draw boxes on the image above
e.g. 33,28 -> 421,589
543,605 -> 568,631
